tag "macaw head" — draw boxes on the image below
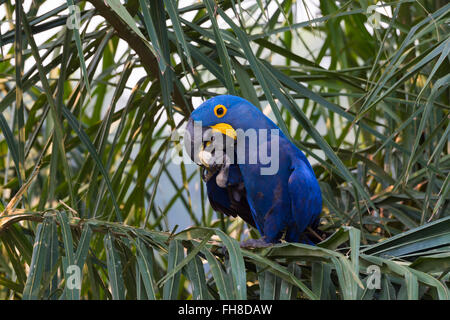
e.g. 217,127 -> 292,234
190,95 -> 260,136
184,95 -> 271,167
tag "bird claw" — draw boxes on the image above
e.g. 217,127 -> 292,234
215,155 -> 231,188
240,238 -> 273,249
201,153 -> 232,189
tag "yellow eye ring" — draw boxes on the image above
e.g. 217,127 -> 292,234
214,104 -> 227,118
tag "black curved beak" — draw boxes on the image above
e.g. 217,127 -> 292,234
184,117 -> 236,168
184,117 -> 204,165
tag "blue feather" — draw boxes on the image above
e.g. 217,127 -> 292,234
188,95 -> 322,244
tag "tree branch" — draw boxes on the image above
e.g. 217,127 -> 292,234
87,0 -> 192,115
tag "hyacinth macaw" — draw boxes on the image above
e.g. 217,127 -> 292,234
184,95 -> 322,245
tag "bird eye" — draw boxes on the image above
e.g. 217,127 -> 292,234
214,104 -> 227,118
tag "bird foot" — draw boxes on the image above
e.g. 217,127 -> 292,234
240,238 -> 273,249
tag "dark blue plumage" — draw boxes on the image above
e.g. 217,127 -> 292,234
186,95 -> 322,244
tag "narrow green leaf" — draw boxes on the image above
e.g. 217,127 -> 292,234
202,249 -> 232,300
158,231 -> 213,286
215,229 -> 247,300
75,223 -> 93,269
184,247 -> 211,300
242,248 -> 317,300
23,218 -> 52,300
163,0 -> 194,72
61,106 -> 123,222
162,240 -> 184,300
65,0 -> 91,95
204,0 -> 236,94
104,232 -> 125,300
139,0 -> 167,73
135,238 -> 157,300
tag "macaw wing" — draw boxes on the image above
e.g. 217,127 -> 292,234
206,166 -> 256,228
288,160 -> 322,237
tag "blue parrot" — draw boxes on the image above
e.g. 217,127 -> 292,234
184,95 -> 322,245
